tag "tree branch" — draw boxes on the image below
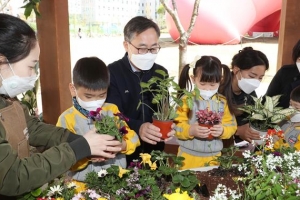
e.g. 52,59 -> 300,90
159,0 -> 185,35
0,0 -> 11,12
186,0 -> 201,36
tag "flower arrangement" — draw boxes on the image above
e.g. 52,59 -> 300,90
196,108 -> 222,125
84,150 -> 200,200
88,108 -> 129,142
20,151 -> 202,200
237,129 -> 300,199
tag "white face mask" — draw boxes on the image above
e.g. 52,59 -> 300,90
199,88 -> 218,100
289,106 -> 300,122
130,53 -> 157,70
237,71 -> 260,94
296,62 -> 300,73
0,63 -> 39,98
76,96 -> 106,112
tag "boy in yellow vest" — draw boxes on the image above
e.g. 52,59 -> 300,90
57,57 -> 140,181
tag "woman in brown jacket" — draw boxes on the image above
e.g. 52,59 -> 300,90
0,14 -> 122,197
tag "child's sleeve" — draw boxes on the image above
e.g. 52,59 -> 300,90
219,102 -> 237,139
174,97 -> 194,140
56,113 -> 76,134
57,111 -> 89,171
294,134 -> 300,150
111,105 -> 140,155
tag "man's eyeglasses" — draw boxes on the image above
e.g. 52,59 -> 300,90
128,42 -> 161,54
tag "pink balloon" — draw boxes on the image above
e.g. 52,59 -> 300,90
166,0 -> 282,44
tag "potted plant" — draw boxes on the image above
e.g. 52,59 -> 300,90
238,95 -> 295,144
196,108 -> 222,140
138,69 -> 198,139
22,151 -> 202,199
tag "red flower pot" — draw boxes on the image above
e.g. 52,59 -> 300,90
199,123 -> 214,140
152,118 -> 173,140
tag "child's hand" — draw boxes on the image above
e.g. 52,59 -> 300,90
189,123 -> 210,138
210,124 -> 224,137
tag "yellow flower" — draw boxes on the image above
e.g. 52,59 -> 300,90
255,151 -> 262,155
150,161 -> 157,170
73,180 -> 86,194
98,198 -> 107,200
140,153 -> 151,165
56,198 -> 64,200
163,188 -> 194,200
274,138 -> 289,149
118,166 -> 129,178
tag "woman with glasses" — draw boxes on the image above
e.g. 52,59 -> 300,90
106,16 -> 175,165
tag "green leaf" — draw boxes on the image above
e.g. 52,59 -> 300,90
275,108 -> 295,116
271,94 -> 282,105
155,69 -> 167,77
30,188 -> 42,197
264,96 -> 273,112
250,113 -> 265,120
270,114 -> 286,123
24,3 -> 33,19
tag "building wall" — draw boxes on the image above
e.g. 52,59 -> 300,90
69,0 -> 159,35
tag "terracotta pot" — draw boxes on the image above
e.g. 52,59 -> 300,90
152,118 -> 173,140
199,123 -> 214,140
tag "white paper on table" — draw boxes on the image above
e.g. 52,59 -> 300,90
234,140 -> 249,148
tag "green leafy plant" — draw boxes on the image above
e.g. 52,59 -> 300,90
213,146 -> 243,170
138,69 -> 199,121
238,95 -> 295,131
22,0 -> 42,18
89,108 -> 129,142
84,151 -> 200,200
238,135 -> 300,200
18,176 -> 77,200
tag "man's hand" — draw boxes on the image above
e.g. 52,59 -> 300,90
139,122 -> 162,144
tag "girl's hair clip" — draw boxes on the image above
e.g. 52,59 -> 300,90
189,55 -> 201,69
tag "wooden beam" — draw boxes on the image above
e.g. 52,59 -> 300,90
277,0 -> 300,70
36,0 -> 71,124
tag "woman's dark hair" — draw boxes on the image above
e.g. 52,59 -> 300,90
124,16 -> 160,42
73,57 -> 110,90
292,40 -> 300,63
231,47 -> 269,70
0,14 -> 37,64
179,56 -> 234,114
290,85 -> 300,103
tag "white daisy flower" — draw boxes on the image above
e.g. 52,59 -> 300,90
47,185 -> 63,196
98,169 -> 108,177
67,181 -> 77,188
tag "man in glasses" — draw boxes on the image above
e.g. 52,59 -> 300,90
106,16 -> 175,165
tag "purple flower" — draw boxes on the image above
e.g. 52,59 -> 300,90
273,151 -> 281,157
129,162 -> 142,169
89,107 -> 102,119
119,126 -> 128,135
114,112 -> 129,122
